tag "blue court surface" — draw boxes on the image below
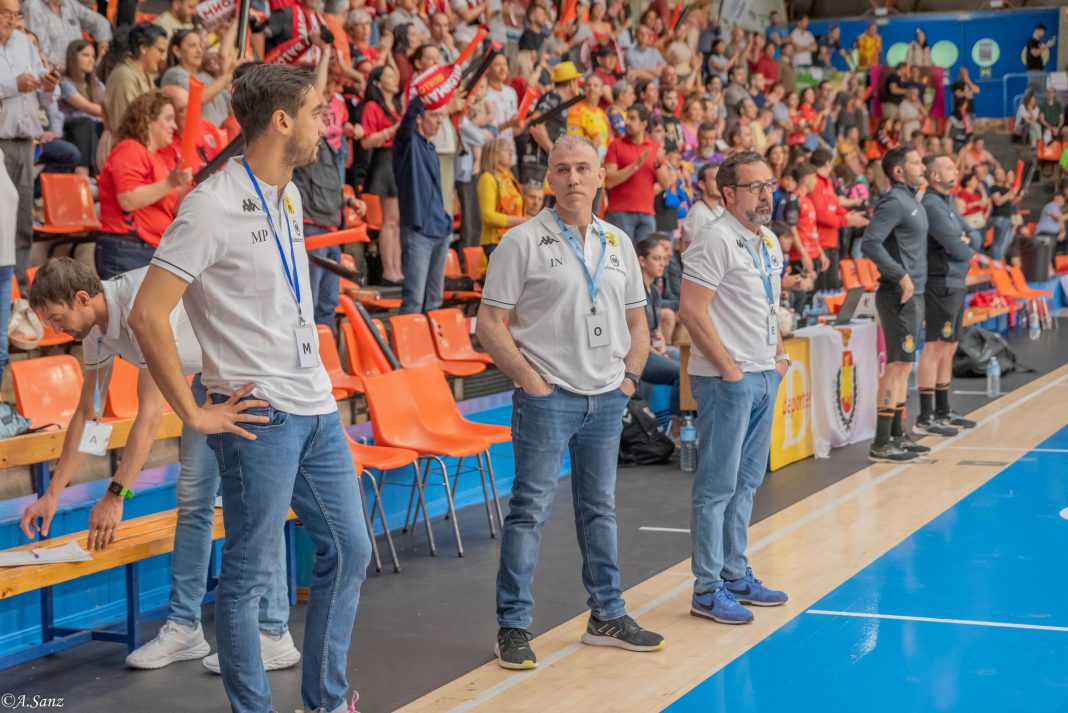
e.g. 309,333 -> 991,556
666,425 -> 1068,713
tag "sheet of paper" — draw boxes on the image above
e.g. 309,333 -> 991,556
0,541 -> 93,566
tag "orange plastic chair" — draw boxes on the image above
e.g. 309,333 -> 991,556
103,357 -> 141,420
1009,266 -> 1053,299
988,264 -> 1028,301
1037,141 -> 1062,162
360,193 -> 384,232
1055,255 -> 1068,274
337,252 -> 360,294
362,370 -> 494,556
838,259 -> 861,291
390,314 -> 485,377
442,251 -> 482,304
38,174 -> 101,235
341,185 -> 365,230
11,355 -> 83,428
855,259 -> 879,292
342,430 -> 406,572
338,295 -> 395,375
318,324 -> 364,401
402,365 -> 509,533
427,308 -> 493,365
461,246 -> 487,282
11,274 -> 19,302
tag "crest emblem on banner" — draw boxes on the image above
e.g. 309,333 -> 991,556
834,328 -> 858,432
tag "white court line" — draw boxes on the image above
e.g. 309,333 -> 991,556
442,370 -> 1068,713
953,390 -> 993,396
806,609 -> 1068,633
941,446 -> 1068,454
639,526 -> 691,534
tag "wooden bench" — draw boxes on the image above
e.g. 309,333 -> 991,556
0,412 -> 184,495
0,506 -> 298,670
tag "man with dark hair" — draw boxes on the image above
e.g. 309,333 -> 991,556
915,154 -> 978,438
1025,23 -> 1055,73
678,151 -> 789,626
604,103 -> 673,245
879,62 -> 907,121
810,147 -> 868,291
130,63 -> 371,713
861,146 -> 929,463
478,135 -> 663,670
20,259 -> 299,673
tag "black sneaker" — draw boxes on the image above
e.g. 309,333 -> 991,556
494,627 -> 536,670
580,614 -> 665,652
869,441 -> 919,463
892,435 -> 931,455
912,415 -> 958,437
937,409 -> 976,429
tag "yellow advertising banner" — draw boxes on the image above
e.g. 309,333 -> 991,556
769,337 -> 814,471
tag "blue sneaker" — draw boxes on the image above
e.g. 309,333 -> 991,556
724,568 -> 788,606
690,587 -> 753,624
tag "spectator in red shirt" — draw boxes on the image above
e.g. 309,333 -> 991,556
809,147 -> 868,290
783,163 -> 822,312
754,43 -> 779,83
604,104 -> 674,244
361,65 -> 404,283
95,90 -> 192,279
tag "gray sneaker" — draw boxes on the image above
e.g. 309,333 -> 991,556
580,614 -> 665,652
495,627 -> 537,670
869,441 -> 919,463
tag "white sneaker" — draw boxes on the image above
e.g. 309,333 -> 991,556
202,630 -> 301,674
126,621 -> 211,669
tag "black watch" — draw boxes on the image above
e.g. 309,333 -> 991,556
107,481 -> 135,499
624,372 -> 641,389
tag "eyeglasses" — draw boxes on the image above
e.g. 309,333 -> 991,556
730,179 -> 778,195
0,9 -> 22,19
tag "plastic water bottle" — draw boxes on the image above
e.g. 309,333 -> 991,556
1029,316 -> 1041,341
986,357 -> 1001,398
680,415 -> 697,473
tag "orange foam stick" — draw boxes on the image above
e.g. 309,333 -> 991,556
180,75 -> 204,171
516,87 -> 537,123
456,25 -> 487,67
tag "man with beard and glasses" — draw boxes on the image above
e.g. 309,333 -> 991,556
861,146 -> 930,464
20,258 -> 299,674
129,63 -> 371,713
678,150 -> 790,626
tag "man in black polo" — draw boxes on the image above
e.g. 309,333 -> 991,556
861,146 -> 929,463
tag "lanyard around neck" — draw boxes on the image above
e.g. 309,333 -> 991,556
551,209 -> 607,313
740,234 -> 775,308
242,158 -> 304,324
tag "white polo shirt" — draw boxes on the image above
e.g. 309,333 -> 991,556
151,157 -> 335,416
682,210 -> 784,377
681,199 -> 725,243
481,208 -> 647,395
82,267 -> 202,374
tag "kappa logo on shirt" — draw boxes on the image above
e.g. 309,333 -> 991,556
242,199 -> 260,213
538,235 -> 560,247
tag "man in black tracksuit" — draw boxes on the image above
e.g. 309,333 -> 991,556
861,146 -> 929,463
914,154 -> 979,437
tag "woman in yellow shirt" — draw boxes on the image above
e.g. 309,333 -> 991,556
477,138 -> 527,255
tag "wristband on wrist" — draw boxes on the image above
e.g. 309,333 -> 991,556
107,481 -> 135,499
624,371 -> 641,388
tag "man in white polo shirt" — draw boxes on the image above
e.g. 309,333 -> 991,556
19,258 -> 299,674
678,151 -> 790,626
477,135 -> 665,671
129,64 -> 370,713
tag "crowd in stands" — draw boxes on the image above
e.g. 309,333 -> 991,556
2,0 -> 1067,424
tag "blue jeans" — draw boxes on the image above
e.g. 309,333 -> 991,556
604,211 -> 656,245
0,264 -> 11,381
989,215 -> 1013,262
207,401 -> 371,713
690,371 -> 781,593
306,225 -> 341,330
94,233 -> 156,280
168,376 -> 288,635
496,386 -> 631,629
642,350 -> 680,417
400,226 -> 449,314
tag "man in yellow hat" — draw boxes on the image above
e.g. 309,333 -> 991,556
517,60 -> 584,184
